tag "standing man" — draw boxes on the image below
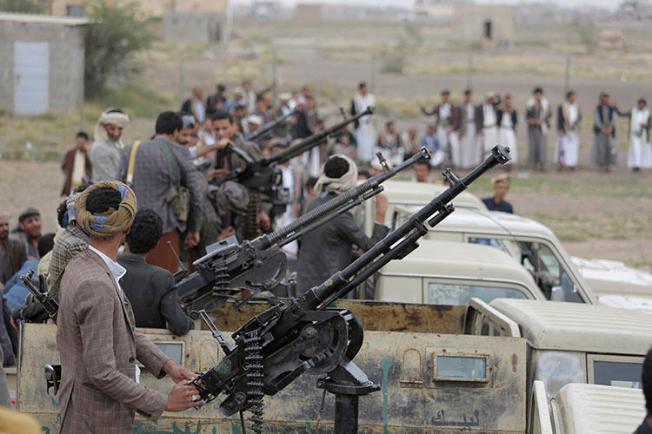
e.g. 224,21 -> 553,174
119,209 -> 193,336
458,89 -> 480,169
119,111 -> 205,274
205,83 -> 227,117
180,88 -> 206,124
556,90 -> 582,171
242,79 -> 257,114
627,98 -> 652,172
61,131 -> 92,197
90,108 -> 130,182
497,94 -> 519,168
481,174 -> 514,214
297,155 -> 389,294
12,208 -> 42,259
526,87 -> 551,172
593,92 -> 624,172
477,92 -> 500,159
0,213 -> 26,290
57,182 -> 201,433
351,82 -> 377,164
421,89 -> 458,164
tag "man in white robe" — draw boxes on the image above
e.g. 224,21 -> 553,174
350,82 -> 377,163
477,93 -> 499,158
421,89 -> 458,164
556,90 -> 581,170
458,89 -> 480,169
628,98 -> 652,171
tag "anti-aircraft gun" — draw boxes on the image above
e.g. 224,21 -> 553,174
226,107 -> 374,217
243,109 -> 299,143
192,145 -> 511,434
176,146 -> 431,314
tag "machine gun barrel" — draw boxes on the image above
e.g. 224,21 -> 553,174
190,146 -> 510,416
244,109 -> 298,142
20,271 -> 58,318
300,145 -> 511,311
263,107 -> 373,168
253,146 -> 430,250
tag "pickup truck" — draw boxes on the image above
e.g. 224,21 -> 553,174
16,298 -> 650,433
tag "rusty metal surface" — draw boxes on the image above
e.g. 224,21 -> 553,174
19,321 -> 526,433
211,300 -> 468,334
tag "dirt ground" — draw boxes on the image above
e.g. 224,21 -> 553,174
1,160 -> 650,270
1,18 -> 651,270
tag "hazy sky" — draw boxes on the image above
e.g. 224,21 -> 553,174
234,0 -> 621,11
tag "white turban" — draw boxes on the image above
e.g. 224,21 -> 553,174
93,109 -> 130,142
316,154 -> 358,195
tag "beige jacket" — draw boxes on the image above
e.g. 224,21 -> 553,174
56,249 -> 170,433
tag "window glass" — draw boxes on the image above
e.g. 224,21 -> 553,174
427,282 -> 527,305
516,241 -> 583,303
436,355 -> 487,381
468,236 -> 505,251
593,361 -> 642,388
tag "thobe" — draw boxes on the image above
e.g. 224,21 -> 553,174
527,99 -> 550,165
556,103 -> 581,167
351,93 -> 377,163
593,105 -> 618,167
628,107 -> 652,169
498,110 -> 518,165
459,103 -> 480,168
481,104 -> 499,156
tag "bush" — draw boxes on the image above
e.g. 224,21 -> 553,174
84,0 -> 153,98
0,0 -> 46,13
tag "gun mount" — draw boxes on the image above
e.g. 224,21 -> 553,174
244,109 -> 299,143
176,146 -> 431,314
192,146 -> 511,433
225,107 -> 374,217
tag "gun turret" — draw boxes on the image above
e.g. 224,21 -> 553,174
176,146 -> 430,314
191,146 -> 511,432
244,109 -> 298,143
224,107 -> 373,219
20,271 -> 58,319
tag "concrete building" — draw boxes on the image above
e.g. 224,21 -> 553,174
0,13 -> 87,116
452,4 -> 514,45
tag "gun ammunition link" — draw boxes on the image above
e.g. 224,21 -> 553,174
243,331 -> 265,434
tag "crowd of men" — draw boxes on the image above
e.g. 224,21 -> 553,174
414,87 -> 652,173
0,78 -> 650,430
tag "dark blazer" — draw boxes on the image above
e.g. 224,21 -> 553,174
296,192 -> 390,294
497,110 -> 518,131
118,254 -> 193,336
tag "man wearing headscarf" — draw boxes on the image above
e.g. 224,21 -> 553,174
296,155 -> 389,295
90,108 -> 130,182
56,182 -> 202,433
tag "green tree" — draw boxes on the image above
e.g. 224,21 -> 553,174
84,0 -> 153,98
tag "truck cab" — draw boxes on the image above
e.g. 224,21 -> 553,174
375,239 -> 543,305
392,207 -> 598,305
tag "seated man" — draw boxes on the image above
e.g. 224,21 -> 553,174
296,154 -> 389,295
481,173 -> 514,214
119,209 -> 193,336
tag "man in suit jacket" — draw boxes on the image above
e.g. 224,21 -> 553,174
57,182 -> 202,433
119,111 -> 205,274
119,209 -> 193,336
297,155 -> 389,295
61,131 -> 92,197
